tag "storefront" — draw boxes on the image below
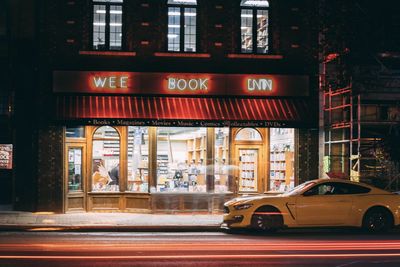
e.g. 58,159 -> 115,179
53,71 -> 315,213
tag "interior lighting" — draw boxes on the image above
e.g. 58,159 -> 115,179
184,12 -> 197,16
242,0 -> 269,7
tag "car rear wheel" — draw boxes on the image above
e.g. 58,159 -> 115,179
251,209 -> 283,232
362,207 -> 393,233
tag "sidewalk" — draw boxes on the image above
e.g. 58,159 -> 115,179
0,211 -> 223,232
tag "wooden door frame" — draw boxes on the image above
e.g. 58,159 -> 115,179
230,128 -> 269,194
65,143 -> 87,212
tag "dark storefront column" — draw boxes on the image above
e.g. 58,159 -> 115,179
37,125 -> 64,212
297,128 -> 319,184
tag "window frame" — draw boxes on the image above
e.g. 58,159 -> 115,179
239,1 -> 270,54
166,1 -> 198,53
91,0 -> 125,51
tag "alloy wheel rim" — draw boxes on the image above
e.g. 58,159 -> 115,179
368,212 -> 386,230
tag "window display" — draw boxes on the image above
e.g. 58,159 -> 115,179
214,128 -> 230,193
156,127 -> 206,192
68,147 -> 82,192
238,149 -> 258,192
127,126 -> 149,192
92,126 -> 120,192
269,128 -> 295,192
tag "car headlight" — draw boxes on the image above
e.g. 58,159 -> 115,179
233,203 -> 253,210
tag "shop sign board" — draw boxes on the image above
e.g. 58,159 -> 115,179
0,144 -> 13,169
53,71 -> 309,97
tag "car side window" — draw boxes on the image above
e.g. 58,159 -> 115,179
334,183 -> 371,194
304,183 -> 335,196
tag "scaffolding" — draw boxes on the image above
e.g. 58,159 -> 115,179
321,51 -> 400,191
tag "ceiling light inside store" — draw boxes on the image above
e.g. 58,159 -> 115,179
168,34 -> 179,38
242,0 -> 269,7
171,0 -> 197,3
168,24 -> 181,28
184,12 -> 197,16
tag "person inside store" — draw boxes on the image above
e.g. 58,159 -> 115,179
109,164 -> 119,185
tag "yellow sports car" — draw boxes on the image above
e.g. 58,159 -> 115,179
222,178 -> 400,232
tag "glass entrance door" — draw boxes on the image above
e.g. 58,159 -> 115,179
238,149 -> 258,192
65,144 -> 86,212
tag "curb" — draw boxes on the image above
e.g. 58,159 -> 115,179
0,224 -> 223,232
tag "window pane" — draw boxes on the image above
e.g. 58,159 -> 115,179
184,8 -> 196,52
68,148 -> 83,192
93,5 -> 106,50
109,5 -> 122,50
235,128 -> 262,141
94,0 -> 123,2
157,127 -> 207,193
168,0 -> 197,5
214,128 -> 231,193
66,127 -> 85,138
127,127 -> 149,192
257,10 -> 268,53
269,128 -> 295,192
241,0 -> 269,7
239,149 -> 258,192
92,126 -> 120,192
241,9 -> 253,53
168,7 -> 181,51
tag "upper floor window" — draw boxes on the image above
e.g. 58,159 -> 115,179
167,0 -> 197,52
92,0 -> 123,50
240,0 -> 269,54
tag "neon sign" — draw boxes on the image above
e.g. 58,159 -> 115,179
247,78 -> 273,91
91,75 -> 129,89
167,78 -> 209,91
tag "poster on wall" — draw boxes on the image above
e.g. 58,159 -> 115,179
0,144 -> 13,169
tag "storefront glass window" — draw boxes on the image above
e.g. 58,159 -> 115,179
214,128 -> 231,193
269,128 -> 295,192
68,147 -> 82,192
66,127 -> 85,138
235,128 -> 262,141
127,127 -> 149,192
92,126 -> 120,192
156,127 -> 206,192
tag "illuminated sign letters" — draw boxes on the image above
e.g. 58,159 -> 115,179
247,78 -> 273,91
92,76 -> 129,89
168,78 -> 208,91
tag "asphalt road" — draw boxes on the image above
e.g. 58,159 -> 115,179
1,230 -> 400,266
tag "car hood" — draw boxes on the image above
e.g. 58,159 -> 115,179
225,194 -> 283,205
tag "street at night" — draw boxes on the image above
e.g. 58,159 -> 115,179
1,230 -> 400,267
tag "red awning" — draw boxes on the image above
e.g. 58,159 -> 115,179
54,96 -> 315,125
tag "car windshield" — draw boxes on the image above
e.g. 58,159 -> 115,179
281,181 -> 316,196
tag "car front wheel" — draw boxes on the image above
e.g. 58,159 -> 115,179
251,212 -> 283,232
362,207 -> 393,233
